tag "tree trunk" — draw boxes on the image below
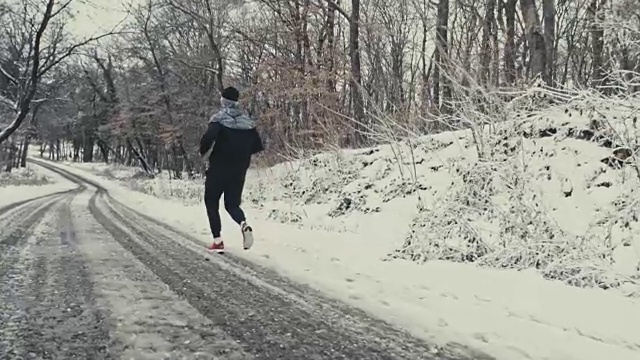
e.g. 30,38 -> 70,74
589,0 -> 607,88
349,0 -> 365,144
434,0 -> 450,112
543,0 -> 555,84
97,140 -> 109,163
504,0 -> 518,85
20,133 -> 30,167
82,137 -> 94,162
55,139 -> 61,161
6,137 -> 16,172
481,0 -> 496,85
520,0 -> 547,81
326,1 -> 336,92
126,138 -> 153,175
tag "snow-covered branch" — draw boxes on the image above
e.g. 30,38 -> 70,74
0,63 -> 18,86
0,0 -> 121,145
0,94 -> 17,110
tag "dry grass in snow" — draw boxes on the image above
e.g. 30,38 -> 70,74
0,166 -> 51,187
388,86 -> 640,291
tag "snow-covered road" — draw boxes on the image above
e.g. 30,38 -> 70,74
0,159 -> 488,359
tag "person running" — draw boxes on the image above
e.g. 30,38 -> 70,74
199,86 -> 264,253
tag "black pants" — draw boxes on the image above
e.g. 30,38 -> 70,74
204,167 -> 247,238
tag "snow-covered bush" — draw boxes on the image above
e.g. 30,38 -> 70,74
392,82 -> 640,290
393,150 -> 623,288
0,167 -> 50,186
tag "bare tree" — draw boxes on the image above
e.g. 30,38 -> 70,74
13,0 -> 639,173
166,0 -> 230,92
0,0 -> 117,146
326,0 -> 365,143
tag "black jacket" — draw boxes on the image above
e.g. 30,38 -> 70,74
199,121 -> 264,171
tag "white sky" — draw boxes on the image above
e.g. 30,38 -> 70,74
66,0 -> 141,37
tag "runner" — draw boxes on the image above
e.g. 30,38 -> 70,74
199,86 -> 264,253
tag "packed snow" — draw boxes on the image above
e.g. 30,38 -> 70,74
19,96 -> 640,360
0,165 -> 77,209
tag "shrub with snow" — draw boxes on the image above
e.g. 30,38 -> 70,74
392,89 -> 640,290
0,167 -> 50,187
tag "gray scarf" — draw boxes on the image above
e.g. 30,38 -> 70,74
209,97 -> 256,129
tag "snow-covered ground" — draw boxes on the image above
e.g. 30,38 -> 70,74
0,165 -> 77,209
28,97 -> 640,360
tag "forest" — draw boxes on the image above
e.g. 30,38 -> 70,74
0,0 -> 637,178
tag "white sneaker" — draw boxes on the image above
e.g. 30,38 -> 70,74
241,222 -> 254,250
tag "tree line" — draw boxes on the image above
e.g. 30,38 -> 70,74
0,0 -> 638,177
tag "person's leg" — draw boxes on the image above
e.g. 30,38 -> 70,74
222,171 -> 247,225
223,170 -> 254,250
204,171 -> 224,239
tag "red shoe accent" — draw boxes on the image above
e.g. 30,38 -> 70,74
207,241 -> 224,253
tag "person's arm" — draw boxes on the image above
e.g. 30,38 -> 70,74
251,128 -> 264,155
199,122 -> 222,157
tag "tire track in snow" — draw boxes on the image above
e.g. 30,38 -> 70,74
15,198 -> 114,359
26,160 -> 251,359
0,192 -> 114,359
31,158 -> 492,359
0,194 -> 65,278
0,197 -> 64,358
71,190 -> 250,360
104,179 -> 494,360
0,162 -> 85,222
91,190 -> 397,359
0,188 -> 78,219
95,191 -> 485,358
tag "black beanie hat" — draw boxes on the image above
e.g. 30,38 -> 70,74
221,87 -> 240,102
